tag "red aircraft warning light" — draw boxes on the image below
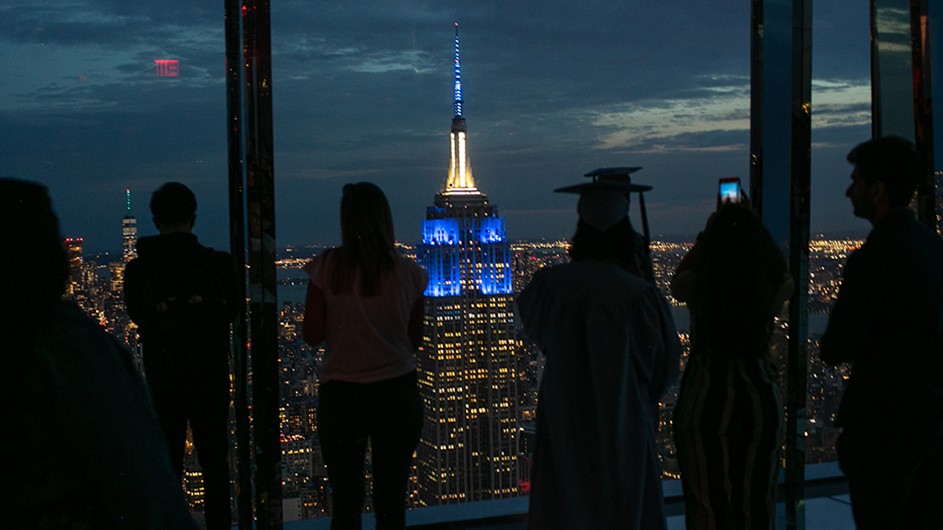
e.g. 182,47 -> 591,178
154,59 -> 180,77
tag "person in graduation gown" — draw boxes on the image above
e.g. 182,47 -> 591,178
517,182 -> 682,530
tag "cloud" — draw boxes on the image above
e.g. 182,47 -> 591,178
0,1 -> 218,49
586,86 -> 751,152
578,76 -> 870,154
346,50 -> 437,74
811,79 -> 871,129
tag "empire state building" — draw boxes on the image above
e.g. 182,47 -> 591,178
415,23 -> 521,506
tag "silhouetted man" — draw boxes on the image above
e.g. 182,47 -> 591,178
821,136 -> 943,529
124,182 -> 238,530
1,179 -> 198,529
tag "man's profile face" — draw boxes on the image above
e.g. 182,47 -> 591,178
845,166 -> 878,221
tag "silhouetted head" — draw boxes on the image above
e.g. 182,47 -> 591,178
568,217 -> 642,275
340,182 -> 395,252
699,203 -> 781,264
846,136 -> 923,212
557,175 -> 649,276
330,182 -> 395,295
695,203 -> 787,355
0,178 -> 68,331
150,182 -> 197,232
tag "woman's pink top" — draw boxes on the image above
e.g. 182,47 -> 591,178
304,253 -> 427,383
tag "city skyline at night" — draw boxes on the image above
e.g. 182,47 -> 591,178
54,88 -> 869,514
63,218 -> 860,521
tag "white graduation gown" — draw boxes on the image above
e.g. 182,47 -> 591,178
517,261 -> 681,530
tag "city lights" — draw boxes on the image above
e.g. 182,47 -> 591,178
71,234 -> 859,519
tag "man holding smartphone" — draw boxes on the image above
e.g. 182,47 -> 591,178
820,136 -> 943,529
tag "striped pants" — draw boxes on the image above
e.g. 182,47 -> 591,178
674,354 -> 782,530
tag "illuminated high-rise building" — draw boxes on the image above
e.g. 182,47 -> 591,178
415,23 -> 520,505
122,188 -> 138,262
64,237 -> 85,297
63,236 -> 100,317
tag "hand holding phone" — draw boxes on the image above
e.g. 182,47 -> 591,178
718,177 -> 741,206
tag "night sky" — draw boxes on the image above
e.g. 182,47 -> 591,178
1,1 -> 874,252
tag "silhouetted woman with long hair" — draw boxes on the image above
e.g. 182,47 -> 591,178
671,203 -> 791,530
303,182 -> 427,530
1,179 -> 197,529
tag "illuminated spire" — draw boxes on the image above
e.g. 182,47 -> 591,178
445,21 -> 478,194
453,22 -> 463,119
125,188 -> 132,216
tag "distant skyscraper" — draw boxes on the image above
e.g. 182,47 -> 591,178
415,23 -> 520,506
122,188 -> 138,262
64,237 -> 85,296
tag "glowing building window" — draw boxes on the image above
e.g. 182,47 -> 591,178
154,59 -> 180,77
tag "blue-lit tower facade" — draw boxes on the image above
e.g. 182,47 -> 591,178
415,23 -> 520,506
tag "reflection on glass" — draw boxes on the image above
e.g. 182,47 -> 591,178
931,3 -> 943,194
872,0 -> 916,139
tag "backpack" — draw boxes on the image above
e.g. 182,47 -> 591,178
141,248 -> 229,359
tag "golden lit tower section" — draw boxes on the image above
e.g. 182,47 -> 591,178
122,188 -> 138,263
415,22 -> 521,507
446,22 -> 477,195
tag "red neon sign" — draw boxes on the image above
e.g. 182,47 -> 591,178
154,59 -> 180,77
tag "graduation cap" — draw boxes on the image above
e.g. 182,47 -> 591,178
554,167 -> 653,244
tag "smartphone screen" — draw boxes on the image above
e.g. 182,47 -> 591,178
719,178 -> 741,204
